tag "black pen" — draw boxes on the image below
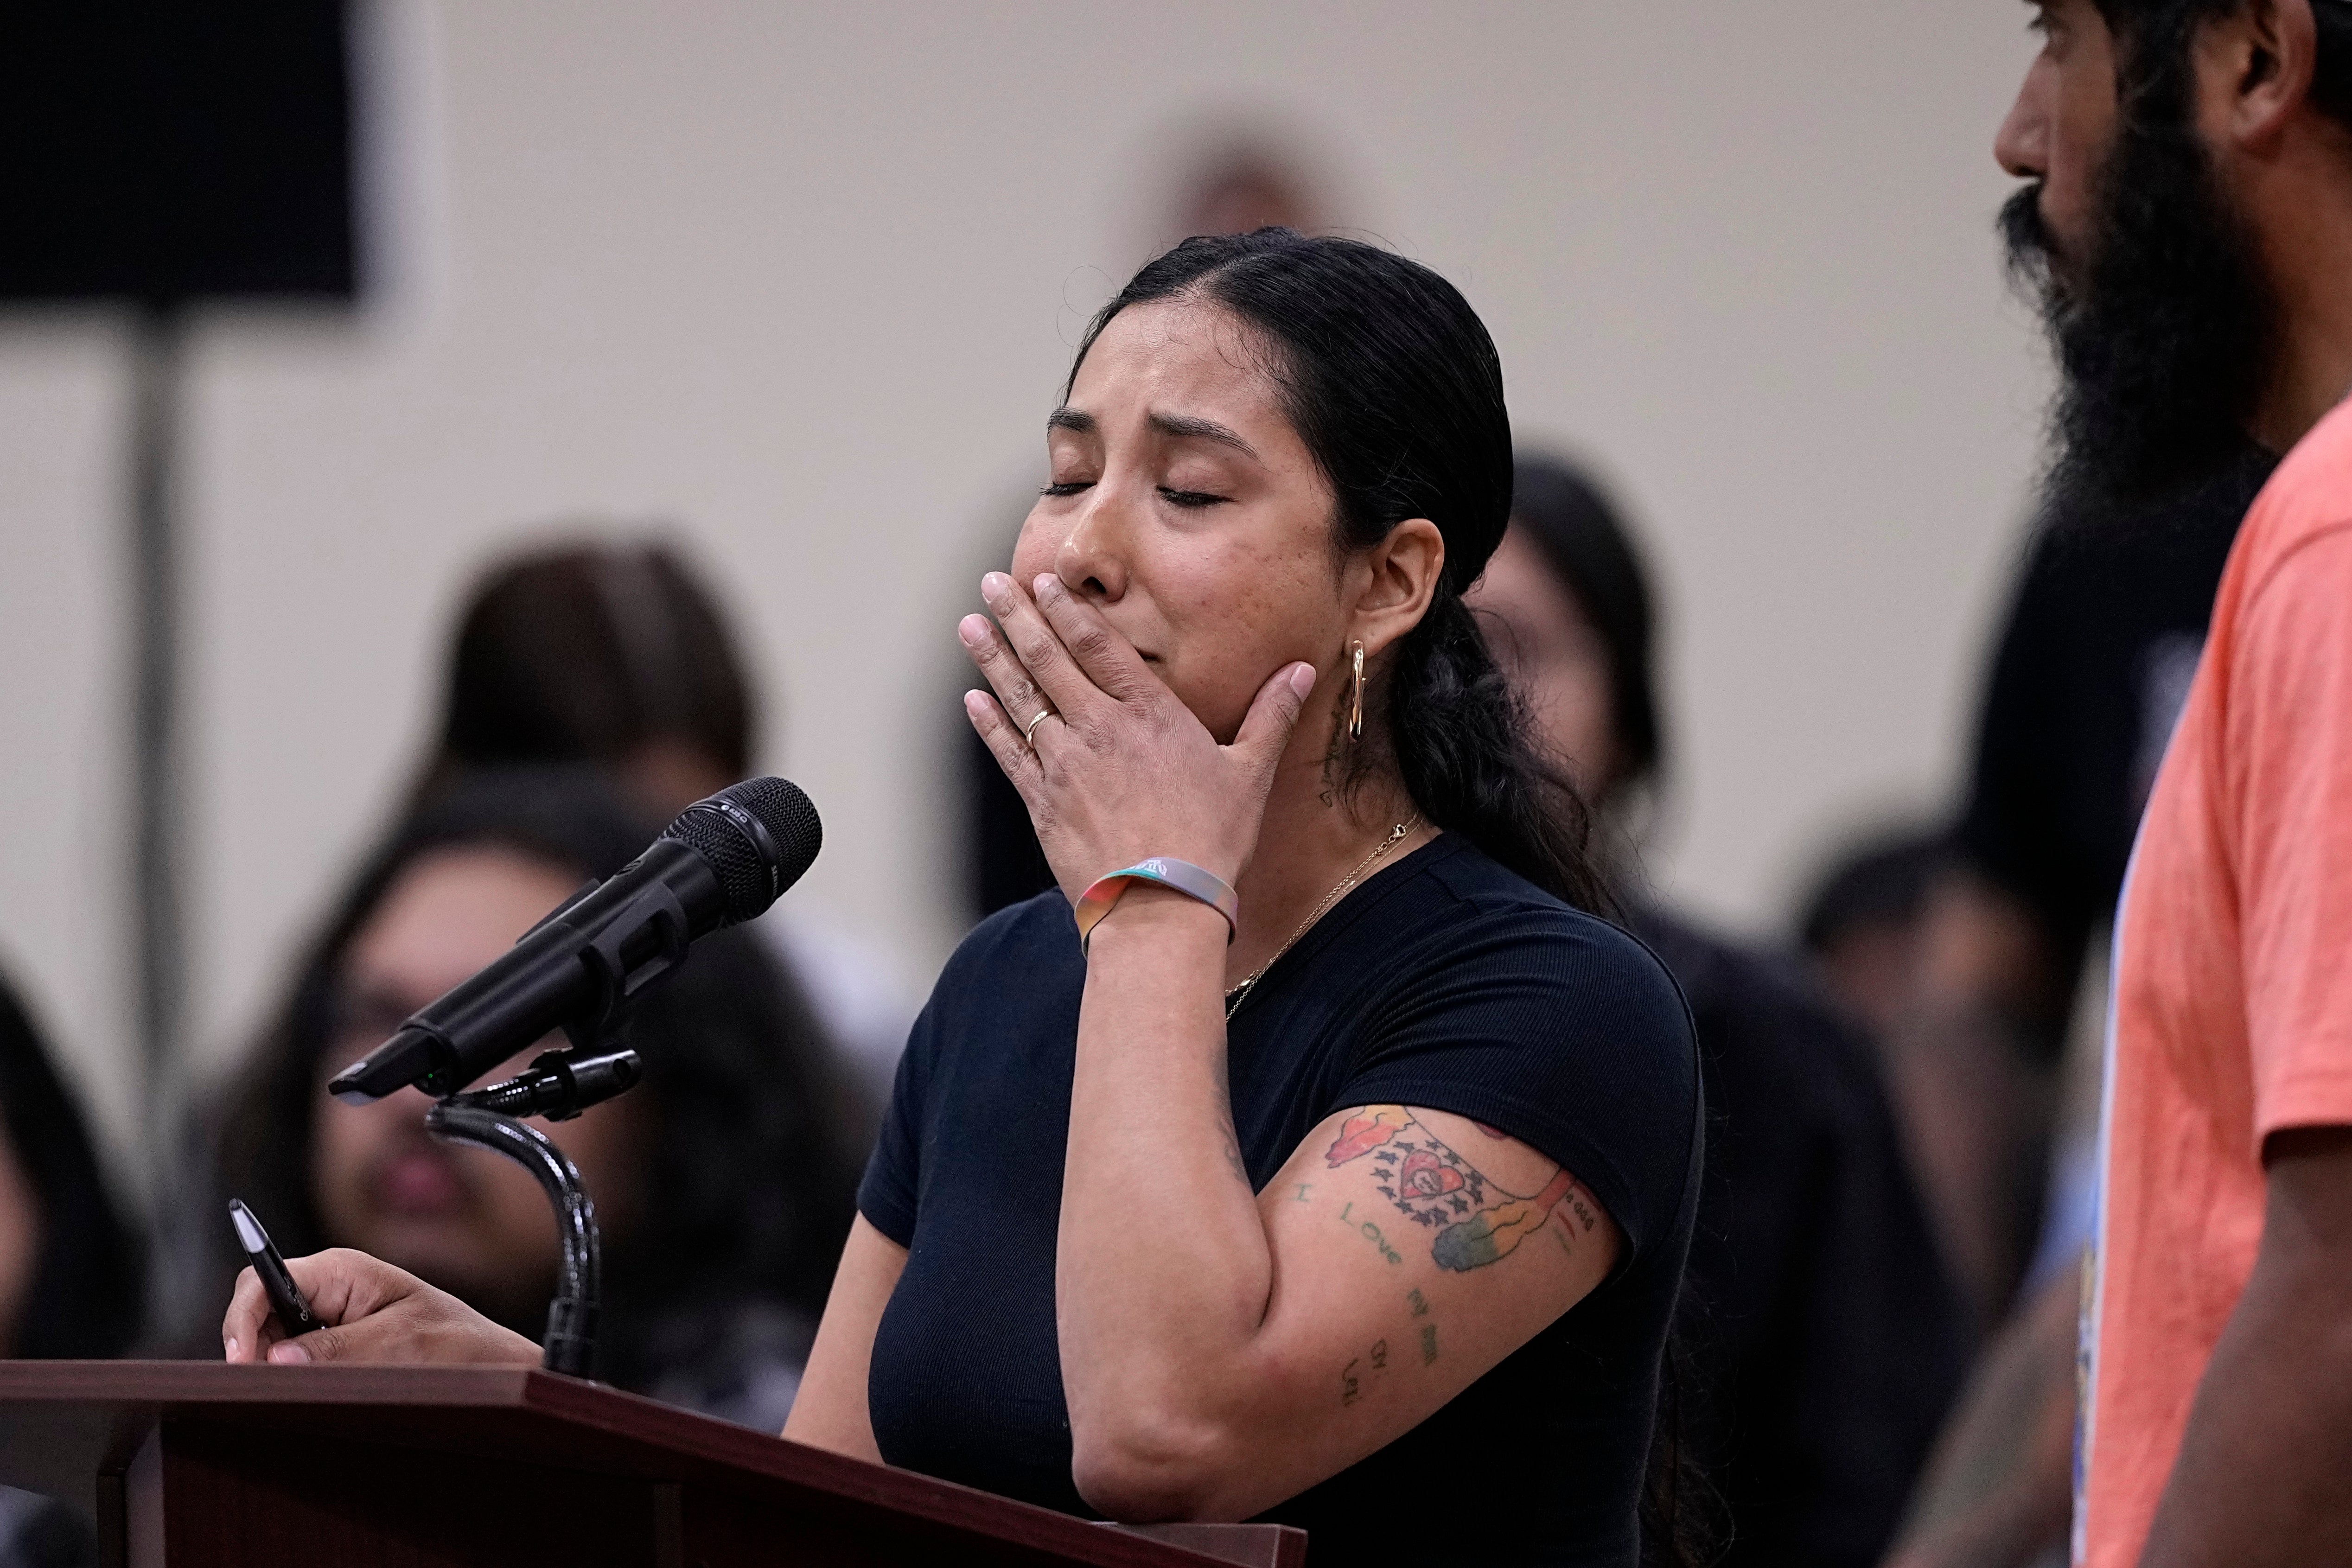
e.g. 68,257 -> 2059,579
229,1198 -> 320,1342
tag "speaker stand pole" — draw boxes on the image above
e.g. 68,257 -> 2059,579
130,300 -> 185,1175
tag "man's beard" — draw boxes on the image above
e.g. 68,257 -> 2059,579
2001,98 -> 2276,529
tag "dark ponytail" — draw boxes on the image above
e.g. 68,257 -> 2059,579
1071,229 -> 1610,915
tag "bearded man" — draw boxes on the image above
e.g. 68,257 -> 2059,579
1942,4 -> 2352,1567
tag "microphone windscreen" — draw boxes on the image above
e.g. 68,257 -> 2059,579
663,776 -> 822,924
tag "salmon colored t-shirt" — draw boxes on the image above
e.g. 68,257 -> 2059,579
2078,397 -> 2352,1567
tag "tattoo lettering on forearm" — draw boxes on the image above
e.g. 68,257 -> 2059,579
1406,1287 -> 1428,1318
1292,1182 -> 1313,1203
1421,1323 -> 1439,1365
1326,1106 -> 1592,1273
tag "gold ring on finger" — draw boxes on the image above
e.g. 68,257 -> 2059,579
1022,708 -> 1057,747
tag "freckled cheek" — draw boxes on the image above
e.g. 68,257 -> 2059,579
1154,553 -> 1330,728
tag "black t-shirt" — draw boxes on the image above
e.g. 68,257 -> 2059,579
1634,910 -> 1971,1568
1957,447 -> 2272,991
859,834 -> 1701,1567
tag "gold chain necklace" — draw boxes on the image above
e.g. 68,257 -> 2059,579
1224,813 -> 1422,1021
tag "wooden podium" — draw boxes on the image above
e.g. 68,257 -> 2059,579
0,1363 -> 1307,1568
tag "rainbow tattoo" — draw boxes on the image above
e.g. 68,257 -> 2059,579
1324,1105 -> 1587,1273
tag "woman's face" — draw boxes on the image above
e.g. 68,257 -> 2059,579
1009,297 -> 1360,746
310,846 -> 650,1326
1466,527 -> 1621,801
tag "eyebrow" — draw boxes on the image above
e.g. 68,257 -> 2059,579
1148,410 -> 1260,460
1044,406 -> 1262,461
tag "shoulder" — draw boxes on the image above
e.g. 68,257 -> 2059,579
1402,841 -> 1692,1041
1340,841 -> 1700,1258
2232,404 -> 2352,602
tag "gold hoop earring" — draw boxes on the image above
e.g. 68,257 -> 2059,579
1348,641 -> 1365,743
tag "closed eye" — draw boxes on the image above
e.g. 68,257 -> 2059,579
1159,487 -> 1229,509
1040,479 -> 1093,498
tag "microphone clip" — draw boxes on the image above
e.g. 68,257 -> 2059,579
442,1044 -> 643,1122
564,884 -> 691,1044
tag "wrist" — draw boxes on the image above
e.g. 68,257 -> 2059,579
1084,882 -> 1230,959
1074,857 -> 1238,954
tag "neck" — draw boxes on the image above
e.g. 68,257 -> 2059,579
1225,739 -> 1430,988
2247,132 -> 2352,450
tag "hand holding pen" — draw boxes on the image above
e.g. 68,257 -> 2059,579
222,1206 -> 540,1368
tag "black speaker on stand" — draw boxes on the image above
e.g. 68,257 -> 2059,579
0,3 -> 362,1154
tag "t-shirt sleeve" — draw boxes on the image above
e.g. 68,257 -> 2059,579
2226,521 -> 2352,1139
857,993 -> 937,1247
1332,907 -> 1700,1262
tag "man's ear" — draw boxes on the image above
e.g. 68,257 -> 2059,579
2212,0 -> 2319,153
1350,518 -> 1445,659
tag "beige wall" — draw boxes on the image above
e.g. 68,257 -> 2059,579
0,1 -> 2049,1165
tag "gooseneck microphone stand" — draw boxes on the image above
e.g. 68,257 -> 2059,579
326,776 -> 823,1380
420,1046 -> 644,1378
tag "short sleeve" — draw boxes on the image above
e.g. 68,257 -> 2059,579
2225,522 -> 2352,1139
1333,905 -> 1700,1262
857,996 -> 937,1247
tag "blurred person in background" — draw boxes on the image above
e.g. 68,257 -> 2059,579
417,538 -> 913,1109
198,767 -> 860,1429
1795,826 -> 1952,1052
1468,453 -> 1970,1568
1887,441 -> 2268,1333
0,971 -> 144,1568
1880,459 -> 2264,1568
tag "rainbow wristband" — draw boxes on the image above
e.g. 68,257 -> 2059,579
1073,858 -> 1239,954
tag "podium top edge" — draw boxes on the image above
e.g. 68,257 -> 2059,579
0,1360 -> 541,1406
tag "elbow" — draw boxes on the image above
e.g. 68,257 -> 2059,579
1069,1409 -> 1239,1523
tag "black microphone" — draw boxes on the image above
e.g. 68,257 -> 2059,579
327,777 -> 822,1104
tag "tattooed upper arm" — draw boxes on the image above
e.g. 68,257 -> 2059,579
1071,1103 -> 1620,1518
1253,1103 -> 1621,1447
1318,1105 -> 1611,1275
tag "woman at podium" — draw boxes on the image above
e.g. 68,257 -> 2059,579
227,230 -> 1703,1567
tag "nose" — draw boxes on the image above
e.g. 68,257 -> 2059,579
1053,489 -> 1128,603
1996,57 -> 2051,180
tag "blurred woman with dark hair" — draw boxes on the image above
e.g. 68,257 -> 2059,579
413,537 -> 912,1107
0,970 -> 145,1567
202,767 -> 860,1427
1471,453 -> 1973,1568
